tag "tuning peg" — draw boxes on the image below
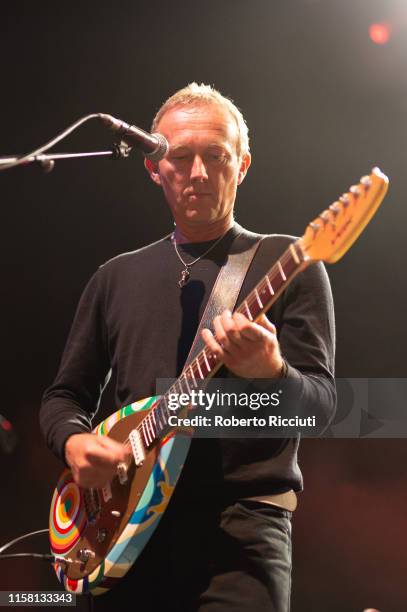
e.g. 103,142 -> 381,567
360,175 -> 372,189
339,194 -> 350,207
308,221 -> 320,235
319,211 -> 330,226
349,185 -> 361,198
329,203 -> 341,216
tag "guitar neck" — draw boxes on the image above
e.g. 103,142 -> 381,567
185,240 -> 308,381
136,238 -> 311,449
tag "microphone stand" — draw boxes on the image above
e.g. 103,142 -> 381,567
0,141 -> 132,173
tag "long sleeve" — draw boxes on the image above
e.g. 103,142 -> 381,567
232,235 -> 336,432
215,239 -> 336,494
276,259 -> 336,432
40,269 -> 111,462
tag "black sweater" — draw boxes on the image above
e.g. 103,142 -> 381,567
40,224 -> 336,499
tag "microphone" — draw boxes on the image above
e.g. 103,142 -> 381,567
98,113 -> 169,162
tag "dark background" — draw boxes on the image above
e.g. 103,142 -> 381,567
1,1 -> 406,610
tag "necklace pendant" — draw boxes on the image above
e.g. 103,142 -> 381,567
179,268 -> 190,288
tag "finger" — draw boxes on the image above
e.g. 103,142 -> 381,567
232,312 -> 262,341
71,457 -> 116,489
233,313 -> 276,344
202,328 -> 224,358
213,315 -> 229,351
87,437 -> 128,467
220,310 -> 242,346
98,435 -> 130,459
257,314 -> 277,335
214,311 -> 243,351
88,451 -> 119,470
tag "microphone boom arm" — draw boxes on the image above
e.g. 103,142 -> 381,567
0,111 -> 166,173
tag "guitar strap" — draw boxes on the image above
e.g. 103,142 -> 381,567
183,224 -> 265,369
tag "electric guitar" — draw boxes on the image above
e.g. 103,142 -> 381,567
49,167 -> 389,595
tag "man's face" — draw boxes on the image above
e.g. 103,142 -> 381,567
146,103 -> 250,231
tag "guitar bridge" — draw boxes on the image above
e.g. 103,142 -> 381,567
129,429 -> 145,466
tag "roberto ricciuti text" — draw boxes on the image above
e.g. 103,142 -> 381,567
168,415 -> 317,428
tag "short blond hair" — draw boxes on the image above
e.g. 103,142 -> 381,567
151,82 -> 250,157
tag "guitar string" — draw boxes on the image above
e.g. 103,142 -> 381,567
118,247 -> 299,465
109,246 -> 307,483
120,247 -> 298,457
181,247 -> 298,377
114,252 -> 299,482
102,188 -> 378,482
116,192 -> 375,465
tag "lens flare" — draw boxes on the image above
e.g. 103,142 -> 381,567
369,23 -> 390,45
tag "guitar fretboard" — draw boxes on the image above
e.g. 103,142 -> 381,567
136,240 -> 307,449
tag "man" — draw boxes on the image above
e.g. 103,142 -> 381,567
41,83 -> 335,611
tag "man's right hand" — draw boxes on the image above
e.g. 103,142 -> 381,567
64,433 -> 131,489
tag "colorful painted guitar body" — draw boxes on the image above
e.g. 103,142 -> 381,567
49,168 -> 389,595
50,396 -> 191,595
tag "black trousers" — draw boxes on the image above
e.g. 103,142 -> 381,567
91,492 -> 292,612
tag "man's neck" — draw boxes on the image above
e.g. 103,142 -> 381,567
173,217 -> 234,244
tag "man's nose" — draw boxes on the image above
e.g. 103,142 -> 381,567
190,155 -> 208,181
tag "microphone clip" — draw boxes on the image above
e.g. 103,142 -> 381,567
111,141 -> 133,160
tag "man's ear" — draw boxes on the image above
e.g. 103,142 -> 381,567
144,158 -> 161,186
237,152 -> 251,186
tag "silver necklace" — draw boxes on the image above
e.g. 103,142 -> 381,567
171,230 -> 229,288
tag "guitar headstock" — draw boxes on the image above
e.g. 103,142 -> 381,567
298,167 -> 389,263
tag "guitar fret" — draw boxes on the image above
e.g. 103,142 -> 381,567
278,261 -> 287,281
163,397 -> 173,424
160,404 -> 167,428
140,421 -> 146,445
141,421 -> 149,445
155,406 -> 164,430
160,404 -> 168,428
189,365 -> 197,388
254,288 -> 263,309
203,350 -> 211,372
196,359 -> 204,379
182,373 -> 191,395
146,420 -> 151,444
145,418 -> 152,445
270,267 -> 284,292
244,300 -> 253,321
282,251 -> 300,276
199,355 -> 210,377
150,414 -> 156,439
162,395 -> 171,418
289,243 -> 301,264
247,297 -> 259,319
265,274 -> 274,295
145,416 -> 152,443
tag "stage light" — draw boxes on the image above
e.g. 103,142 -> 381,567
369,23 -> 390,45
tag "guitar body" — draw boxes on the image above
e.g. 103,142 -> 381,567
49,396 -> 191,595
